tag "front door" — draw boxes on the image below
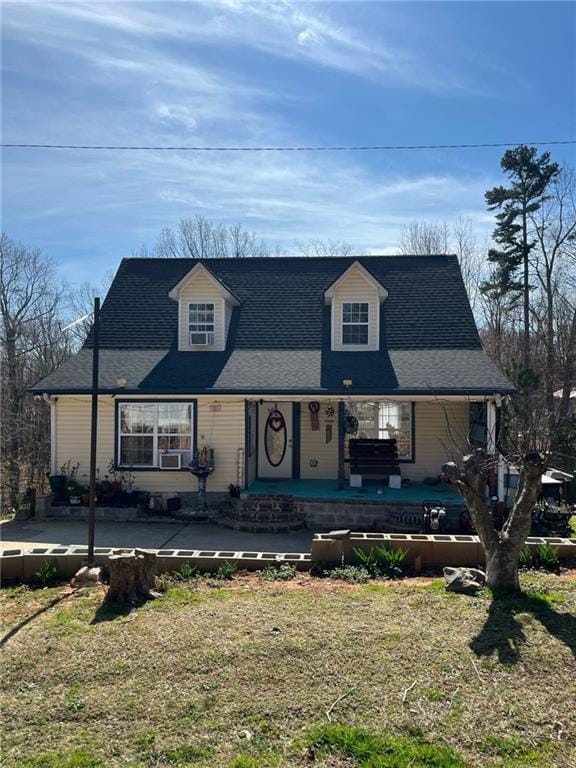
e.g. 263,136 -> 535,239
258,402 -> 292,478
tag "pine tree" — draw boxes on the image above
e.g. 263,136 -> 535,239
482,145 -> 559,373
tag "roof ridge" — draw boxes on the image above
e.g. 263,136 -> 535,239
120,253 -> 459,263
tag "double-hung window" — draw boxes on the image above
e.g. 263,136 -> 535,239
189,303 -> 215,346
118,402 -> 194,467
354,400 -> 413,460
342,302 -> 369,345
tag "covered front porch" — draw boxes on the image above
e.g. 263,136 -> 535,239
245,396 -> 498,488
237,395 -> 497,533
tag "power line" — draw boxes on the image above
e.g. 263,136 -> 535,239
1,139 -> 575,152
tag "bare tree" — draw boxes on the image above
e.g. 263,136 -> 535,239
137,215 -> 269,259
452,218 -> 484,311
399,220 -> 450,256
0,234 -> 69,507
529,167 -> 576,422
65,271 -> 114,346
295,238 -> 352,258
443,449 -> 545,592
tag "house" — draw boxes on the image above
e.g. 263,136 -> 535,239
32,254 -> 514,531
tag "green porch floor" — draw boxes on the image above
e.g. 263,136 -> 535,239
245,478 -> 463,505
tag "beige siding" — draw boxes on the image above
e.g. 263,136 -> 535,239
178,271 -> 226,351
54,395 -> 470,492
55,395 -> 245,493
300,401 -> 339,479
332,265 -> 380,351
408,401 -> 469,481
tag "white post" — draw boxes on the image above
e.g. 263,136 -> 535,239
49,396 -> 57,474
486,399 -> 497,455
486,398 -> 502,501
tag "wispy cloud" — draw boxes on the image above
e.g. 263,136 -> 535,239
2,0 -> 506,286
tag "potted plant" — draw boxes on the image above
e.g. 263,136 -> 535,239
67,481 -> 81,505
47,472 -> 66,493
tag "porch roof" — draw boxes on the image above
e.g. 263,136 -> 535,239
31,346 -> 515,395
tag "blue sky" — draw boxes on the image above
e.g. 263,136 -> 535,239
2,1 -> 575,287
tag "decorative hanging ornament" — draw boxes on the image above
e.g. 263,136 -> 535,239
268,409 -> 285,432
309,401 -> 321,431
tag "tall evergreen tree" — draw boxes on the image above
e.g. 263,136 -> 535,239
482,145 -> 559,374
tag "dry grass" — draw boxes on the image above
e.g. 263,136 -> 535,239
1,572 -> 575,768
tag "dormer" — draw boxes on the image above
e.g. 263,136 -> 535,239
324,261 -> 387,351
169,263 -> 240,351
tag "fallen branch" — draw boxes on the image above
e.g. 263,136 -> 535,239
325,687 -> 356,722
402,680 -> 417,704
471,658 -> 483,683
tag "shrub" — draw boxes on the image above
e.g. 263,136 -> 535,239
518,547 -> 534,569
35,560 -> 58,587
536,542 -> 560,572
215,560 -> 237,580
325,565 -> 370,583
173,562 -> 198,581
260,562 -> 296,581
354,545 -> 407,579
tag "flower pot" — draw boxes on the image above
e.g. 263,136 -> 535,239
70,496 -> 81,505
111,481 -> 122,493
48,475 -> 66,493
81,493 -> 90,505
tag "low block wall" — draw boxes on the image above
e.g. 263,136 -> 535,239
311,532 -> 576,568
2,535 -> 574,585
0,546 -> 311,584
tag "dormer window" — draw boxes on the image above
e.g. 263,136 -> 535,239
342,302 -> 369,345
324,261 -> 387,352
189,302 -> 215,346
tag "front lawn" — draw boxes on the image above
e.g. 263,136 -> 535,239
1,572 -> 575,767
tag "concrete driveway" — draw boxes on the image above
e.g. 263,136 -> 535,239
0,518 -> 313,554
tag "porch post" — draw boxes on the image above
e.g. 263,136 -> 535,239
337,400 -> 346,490
486,398 -> 498,498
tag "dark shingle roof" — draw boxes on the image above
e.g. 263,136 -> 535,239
83,254 -> 483,351
33,255 -> 515,395
31,347 -> 514,394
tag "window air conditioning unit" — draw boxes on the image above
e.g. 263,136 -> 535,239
160,453 -> 182,469
189,331 -> 215,346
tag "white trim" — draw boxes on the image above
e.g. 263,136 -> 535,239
50,398 -> 57,474
188,300 -> 215,346
117,401 -> 194,468
168,262 -> 240,304
324,260 -> 388,304
486,400 -> 497,454
334,297 -> 377,351
340,300 -> 370,348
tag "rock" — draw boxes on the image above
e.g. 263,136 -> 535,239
72,566 -> 103,587
443,567 -> 486,595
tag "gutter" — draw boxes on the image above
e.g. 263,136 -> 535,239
30,386 -> 517,397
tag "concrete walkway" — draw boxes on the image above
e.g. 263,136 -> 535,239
0,518 -> 313,554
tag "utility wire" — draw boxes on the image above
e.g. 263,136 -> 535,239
1,140 -> 575,152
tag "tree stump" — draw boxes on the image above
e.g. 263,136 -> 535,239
106,549 -> 160,604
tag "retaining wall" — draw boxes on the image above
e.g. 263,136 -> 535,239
311,532 -> 576,567
0,546 -> 311,583
1,534 -> 574,585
